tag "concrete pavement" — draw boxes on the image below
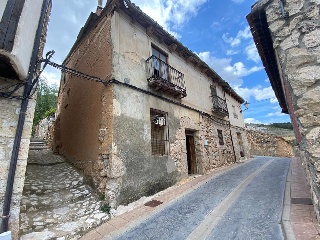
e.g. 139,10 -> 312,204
81,156 -> 319,240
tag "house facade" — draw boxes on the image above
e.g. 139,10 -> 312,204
247,0 -> 320,218
0,0 -> 51,238
55,0 -> 249,207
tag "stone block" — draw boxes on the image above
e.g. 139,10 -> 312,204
297,86 -> 320,112
279,29 -> 300,51
286,48 -> 316,70
288,65 -> 320,96
303,29 -> 320,49
0,160 -> 9,180
0,145 -> 5,161
6,138 -> 30,161
286,0 -> 304,16
299,113 -> 320,128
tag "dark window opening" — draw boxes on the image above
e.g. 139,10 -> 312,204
217,129 -> 224,145
151,109 -> 169,155
151,46 -> 169,81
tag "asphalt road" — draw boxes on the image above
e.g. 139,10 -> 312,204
116,157 -> 290,240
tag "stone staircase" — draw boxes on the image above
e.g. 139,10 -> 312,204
20,139 -> 109,240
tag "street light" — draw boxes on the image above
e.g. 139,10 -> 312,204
241,101 -> 249,112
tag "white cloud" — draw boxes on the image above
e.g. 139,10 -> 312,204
234,86 -> 276,102
42,70 -> 61,86
267,112 -> 286,117
226,49 -> 239,56
222,26 -> 251,48
198,51 -> 263,87
245,42 -> 260,63
132,0 -> 207,37
222,33 -> 241,47
245,118 -> 262,124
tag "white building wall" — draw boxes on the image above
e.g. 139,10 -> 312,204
0,0 -> 43,80
0,0 -> 7,21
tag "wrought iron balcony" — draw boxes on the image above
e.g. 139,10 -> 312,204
146,55 -> 186,98
212,96 -> 228,117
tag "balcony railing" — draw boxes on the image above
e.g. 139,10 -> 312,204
146,55 -> 186,98
212,96 -> 228,117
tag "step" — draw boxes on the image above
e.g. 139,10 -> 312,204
27,150 -> 65,165
20,195 -> 110,238
20,185 -> 92,213
23,163 -> 84,193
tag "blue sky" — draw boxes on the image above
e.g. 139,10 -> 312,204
42,0 -> 290,124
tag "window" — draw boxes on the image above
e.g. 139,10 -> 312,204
150,109 -> 169,155
232,105 -> 238,119
152,46 -> 168,81
217,129 -> 224,145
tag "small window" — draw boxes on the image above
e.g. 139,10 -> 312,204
217,129 -> 224,145
232,105 -> 238,119
151,109 -> 169,155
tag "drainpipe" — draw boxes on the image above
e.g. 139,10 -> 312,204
0,0 -> 50,233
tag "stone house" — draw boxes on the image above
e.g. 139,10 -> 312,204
247,0 -> 320,218
0,0 -> 51,238
54,0 -> 250,208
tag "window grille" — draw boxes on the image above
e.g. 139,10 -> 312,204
217,129 -> 224,145
150,109 -> 169,155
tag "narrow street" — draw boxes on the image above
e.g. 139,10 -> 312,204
114,157 -> 290,240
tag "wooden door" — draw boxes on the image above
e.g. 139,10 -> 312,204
186,135 -> 196,174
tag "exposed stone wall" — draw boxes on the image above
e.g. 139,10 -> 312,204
33,117 -> 55,145
263,0 -> 320,219
247,130 -> 294,158
170,114 -> 236,176
201,116 -> 235,172
230,126 -> 250,161
0,78 -> 36,239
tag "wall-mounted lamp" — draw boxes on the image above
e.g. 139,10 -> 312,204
240,101 -> 249,113
204,139 -> 208,147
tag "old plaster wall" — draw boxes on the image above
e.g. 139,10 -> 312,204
263,0 -> 320,218
0,78 -> 36,238
108,10 -> 239,206
225,94 -> 245,128
247,130 -> 294,157
112,85 -> 181,205
55,14 -> 113,191
111,10 -> 225,114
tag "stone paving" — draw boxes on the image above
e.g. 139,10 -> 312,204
81,157 -> 293,240
20,140 -> 109,240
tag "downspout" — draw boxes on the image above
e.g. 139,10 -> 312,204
0,0 -> 50,233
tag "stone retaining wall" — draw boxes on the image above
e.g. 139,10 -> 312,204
247,130 -> 294,158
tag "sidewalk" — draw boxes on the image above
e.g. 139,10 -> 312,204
289,157 -> 320,240
81,157 -> 320,240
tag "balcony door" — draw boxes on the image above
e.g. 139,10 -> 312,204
152,47 -> 168,81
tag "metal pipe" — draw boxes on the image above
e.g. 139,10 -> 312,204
0,0 -> 51,233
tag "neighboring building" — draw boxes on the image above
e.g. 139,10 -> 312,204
247,0 -> 320,218
0,0 -> 51,238
54,0 -> 249,207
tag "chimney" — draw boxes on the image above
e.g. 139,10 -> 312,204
96,0 -> 103,16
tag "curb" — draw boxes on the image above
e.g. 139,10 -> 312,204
281,159 -> 296,240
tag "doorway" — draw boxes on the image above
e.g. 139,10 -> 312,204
186,131 -> 197,174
